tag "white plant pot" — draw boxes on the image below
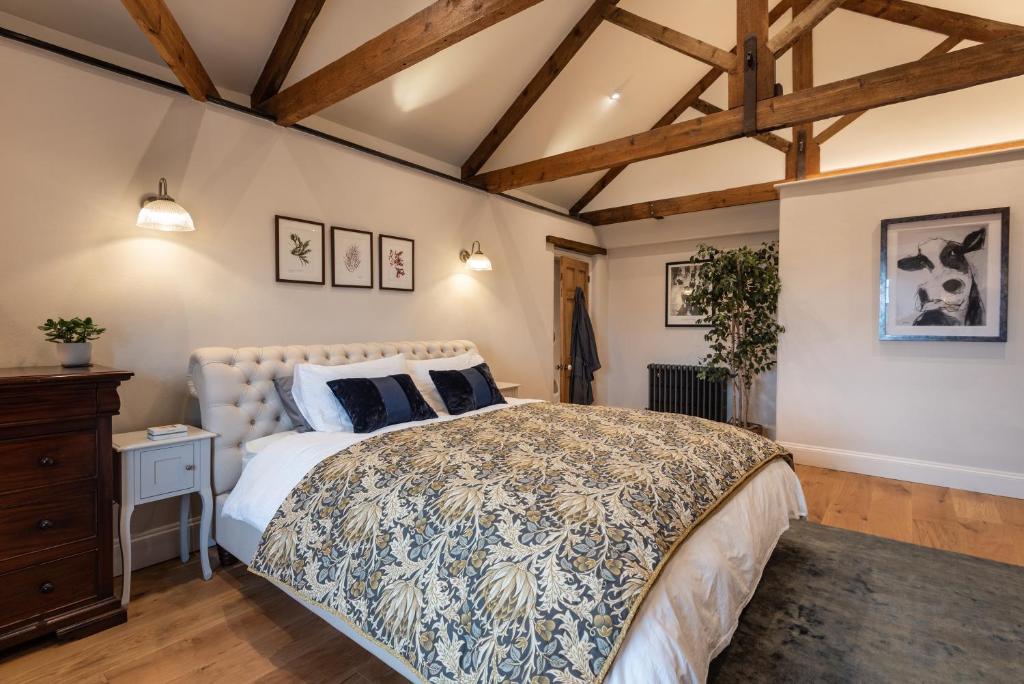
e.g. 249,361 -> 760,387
56,342 -> 92,368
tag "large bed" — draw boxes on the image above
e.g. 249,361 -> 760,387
189,340 -> 805,683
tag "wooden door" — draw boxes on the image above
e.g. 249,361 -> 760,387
558,256 -> 590,402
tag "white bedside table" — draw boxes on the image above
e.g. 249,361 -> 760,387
113,426 -> 216,606
497,381 -> 520,399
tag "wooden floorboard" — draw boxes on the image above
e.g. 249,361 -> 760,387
1,465 -> 1021,682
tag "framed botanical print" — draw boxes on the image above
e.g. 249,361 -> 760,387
665,259 -> 709,327
275,215 -> 324,284
331,227 -> 373,288
379,234 -> 414,291
880,207 -> 1009,342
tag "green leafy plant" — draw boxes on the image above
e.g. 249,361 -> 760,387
38,317 -> 106,343
687,242 -> 784,428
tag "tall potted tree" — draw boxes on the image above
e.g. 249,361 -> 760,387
687,242 -> 784,434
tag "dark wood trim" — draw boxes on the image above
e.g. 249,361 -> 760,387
471,35 -> 1024,192
119,0 -> 219,101
842,0 -> 1024,43
250,0 -> 326,108
274,215 -> 325,285
330,227 -> 374,289
581,181 -> 781,225
378,235 -> 415,292
461,0 -> 619,178
879,207 -> 1009,342
546,235 -> 607,256
665,259 -> 711,328
262,0 -> 544,126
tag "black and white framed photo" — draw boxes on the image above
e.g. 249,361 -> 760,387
331,226 -> 373,288
665,259 -> 709,327
880,207 -> 1009,342
275,215 -> 325,285
379,234 -> 414,291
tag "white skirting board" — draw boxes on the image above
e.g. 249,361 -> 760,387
112,513 -> 215,577
781,442 -> 1024,499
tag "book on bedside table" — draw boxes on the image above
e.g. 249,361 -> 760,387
147,423 -> 188,439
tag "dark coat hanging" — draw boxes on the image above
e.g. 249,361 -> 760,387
569,286 -> 601,405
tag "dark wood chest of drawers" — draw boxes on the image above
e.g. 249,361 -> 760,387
0,366 -> 132,650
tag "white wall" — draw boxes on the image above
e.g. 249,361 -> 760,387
0,41 -> 603,563
777,150 -> 1024,497
602,203 -> 780,433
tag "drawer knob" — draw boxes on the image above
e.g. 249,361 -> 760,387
39,582 -> 55,594
184,464 -> 195,471
39,456 -> 56,467
38,518 -> 54,530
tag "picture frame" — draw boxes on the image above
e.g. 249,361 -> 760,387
331,226 -> 373,289
880,207 -> 1009,342
275,215 -> 325,285
665,259 -> 710,327
379,234 -> 415,292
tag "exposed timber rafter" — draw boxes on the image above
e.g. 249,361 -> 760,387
251,0 -> 325,108
605,8 -> 736,72
690,99 -> 791,153
814,34 -> 961,145
841,0 -> 1024,43
461,0 -> 619,179
120,0 -> 219,101
570,0 -> 793,214
580,181 -> 781,225
786,0 -> 820,179
767,0 -> 846,56
262,0 -> 544,126
469,34 -> 1024,193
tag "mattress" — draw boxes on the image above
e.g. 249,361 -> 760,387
218,402 -> 806,683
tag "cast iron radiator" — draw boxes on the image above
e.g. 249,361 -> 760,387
647,364 -> 728,422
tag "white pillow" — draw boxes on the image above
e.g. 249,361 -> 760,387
407,351 -> 485,415
293,354 -> 408,432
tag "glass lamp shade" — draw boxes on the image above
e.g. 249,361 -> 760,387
466,251 -> 493,271
136,199 -> 195,232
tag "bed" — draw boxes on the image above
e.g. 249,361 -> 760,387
188,340 -> 805,683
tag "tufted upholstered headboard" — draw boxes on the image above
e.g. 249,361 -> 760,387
187,340 -> 478,496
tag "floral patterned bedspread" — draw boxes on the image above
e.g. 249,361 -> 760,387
250,402 -> 789,683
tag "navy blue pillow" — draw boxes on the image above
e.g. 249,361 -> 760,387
429,363 -> 506,415
327,373 -> 437,433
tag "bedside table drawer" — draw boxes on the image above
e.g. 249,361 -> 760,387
0,431 -> 96,494
137,442 -> 197,500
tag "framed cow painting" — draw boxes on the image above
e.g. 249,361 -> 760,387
880,208 -> 1009,342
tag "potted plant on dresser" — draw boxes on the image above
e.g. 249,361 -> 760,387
38,316 -> 106,367
687,242 -> 784,436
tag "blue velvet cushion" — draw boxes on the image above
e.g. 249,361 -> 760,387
428,363 -> 506,415
327,373 -> 437,433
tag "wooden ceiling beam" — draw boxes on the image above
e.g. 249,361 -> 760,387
605,8 -> 737,72
120,0 -> 219,101
569,0 -> 793,214
842,0 -> 1024,43
251,0 -> 326,108
262,0 -> 543,126
691,99 -> 791,152
580,181 -> 781,225
461,0 -> 619,179
469,34 -> 1024,192
729,0 -> 775,108
767,0 -> 846,56
814,35 -> 960,145
785,0 -> 820,179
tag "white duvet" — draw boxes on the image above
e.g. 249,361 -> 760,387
223,400 -> 806,683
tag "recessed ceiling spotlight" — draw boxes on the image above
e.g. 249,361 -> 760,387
609,90 -> 622,102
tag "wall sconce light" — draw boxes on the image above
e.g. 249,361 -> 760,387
459,241 -> 493,271
136,177 -> 195,232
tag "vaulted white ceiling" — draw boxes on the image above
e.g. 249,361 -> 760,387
2,0 -> 1024,220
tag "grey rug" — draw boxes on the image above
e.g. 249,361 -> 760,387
708,520 -> 1024,683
